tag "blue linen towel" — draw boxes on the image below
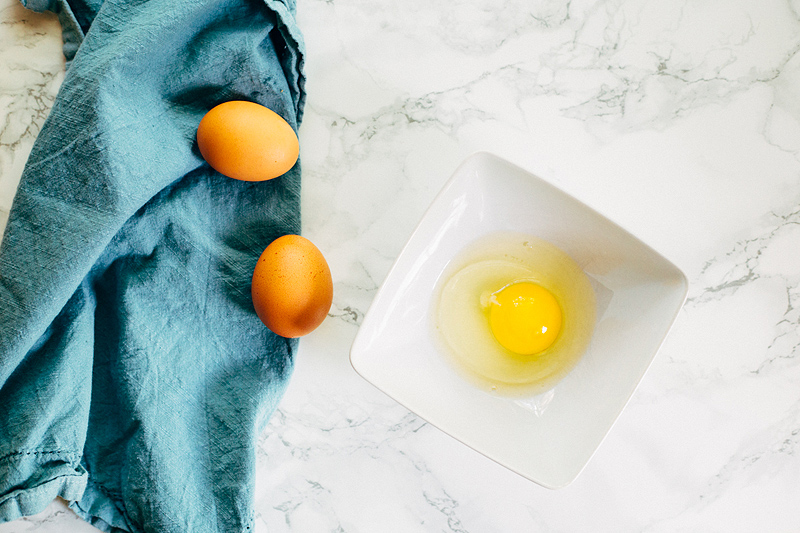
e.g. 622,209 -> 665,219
0,0 -> 305,530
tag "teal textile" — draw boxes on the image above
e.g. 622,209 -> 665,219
0,0 -> 305,531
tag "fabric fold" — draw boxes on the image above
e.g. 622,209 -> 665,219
0,0 -> 305,531
0,459 -> 87,523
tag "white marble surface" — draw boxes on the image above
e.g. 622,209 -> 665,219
2,0 -> 800,531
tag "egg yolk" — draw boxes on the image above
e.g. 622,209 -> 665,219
488,282 -> 562,355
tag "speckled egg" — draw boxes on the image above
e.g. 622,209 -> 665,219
251,235 -> 333,338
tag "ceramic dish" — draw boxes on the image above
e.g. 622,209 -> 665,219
349,152 -> 688,488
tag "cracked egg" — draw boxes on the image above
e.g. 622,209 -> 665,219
433,232 -> 596,396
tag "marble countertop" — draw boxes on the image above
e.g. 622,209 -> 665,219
2,0 -> 799,531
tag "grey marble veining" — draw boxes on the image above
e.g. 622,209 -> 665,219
0,1 -> 63,236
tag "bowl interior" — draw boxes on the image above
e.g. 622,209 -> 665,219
350,152 -> 687,488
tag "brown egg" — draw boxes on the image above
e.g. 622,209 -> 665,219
251,235 -> 333,338
197,101 -> 299,182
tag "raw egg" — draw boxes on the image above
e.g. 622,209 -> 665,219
433,232 -> 596,395
197,101 -> 299,182
489,281 -> 562,355
251,235 -> 333,338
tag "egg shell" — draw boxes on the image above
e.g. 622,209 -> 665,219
197,100 -> 299,182
251,235 -> 333,338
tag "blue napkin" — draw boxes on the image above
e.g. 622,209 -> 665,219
0,0 -> 305,530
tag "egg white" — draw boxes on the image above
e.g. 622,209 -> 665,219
433,232 -> 596,396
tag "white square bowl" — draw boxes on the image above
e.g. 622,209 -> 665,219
349,152 -> 688,489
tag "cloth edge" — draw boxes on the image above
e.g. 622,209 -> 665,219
20,0 -> 85,65
0,469 -> 87,523
263,0 -> 306,122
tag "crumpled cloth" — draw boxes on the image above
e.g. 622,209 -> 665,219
0,0 -> 304,530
